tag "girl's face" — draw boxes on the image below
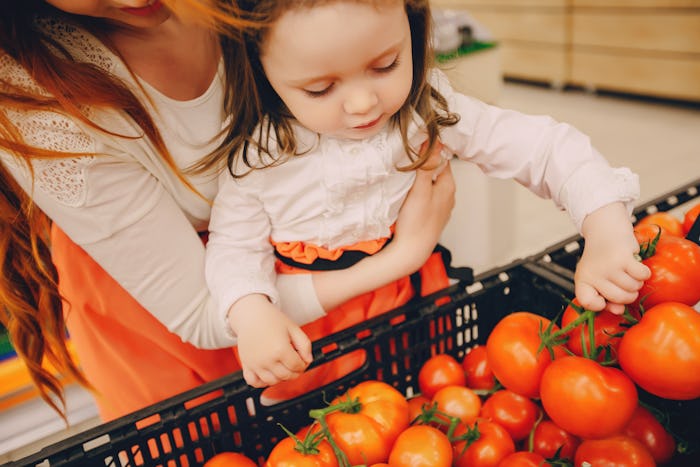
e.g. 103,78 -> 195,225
44,0 -> 172,28
260,1 -> 413,140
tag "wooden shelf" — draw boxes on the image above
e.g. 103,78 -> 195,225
433,0 -> 700,101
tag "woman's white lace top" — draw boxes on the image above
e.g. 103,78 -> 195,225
0,18 -> 315,348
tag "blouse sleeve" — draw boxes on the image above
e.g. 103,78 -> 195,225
204,169 -> 279,325
432,70 -> 640,231
2,144 -> 241,351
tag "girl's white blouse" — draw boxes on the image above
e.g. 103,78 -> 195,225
205,70 -> 639,321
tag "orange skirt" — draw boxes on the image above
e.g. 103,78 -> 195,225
53,226 -> 450,418
260,241 -> 450,402
51,225 -> 240,421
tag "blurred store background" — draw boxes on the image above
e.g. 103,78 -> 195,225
1,0 -> 699,462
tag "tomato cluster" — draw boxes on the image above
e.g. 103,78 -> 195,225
205,202 -> 700,467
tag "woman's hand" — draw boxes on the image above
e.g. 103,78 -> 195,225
311,144 -> 456,311
575,203 -> 651,314
227,294 -> 313,387
388,154 -> 456,273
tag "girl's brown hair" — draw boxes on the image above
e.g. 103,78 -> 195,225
0,0 -> 247,419
193,0 -> 459,177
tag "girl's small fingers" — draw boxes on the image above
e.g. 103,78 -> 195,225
254,368 -> 279,387
595,281 -> 639,305
575,282 -> 606,311
604,302 -> 626,315
626,259 -> 651,281
243,368 -> 264,388
610,271 -> 645,293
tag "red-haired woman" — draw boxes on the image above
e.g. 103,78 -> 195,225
0,0 -> 455,421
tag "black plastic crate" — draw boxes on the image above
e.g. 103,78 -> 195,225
531,176 -> 700,281
8,261 -> 576,467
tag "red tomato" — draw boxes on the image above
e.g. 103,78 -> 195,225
496,451 -> 547,467
322,380 -> 409,465
531,420 -> 580,461
265,436 -> 338,467
462,345 -> 496,390
540,356 -> 637,439
637,235 -> 700,308
636,212 -> 684,237
407,395 -> 431,423
486,312 -> 567,399
634,223 -> 664,244
453,419 -> 516,467
618,302 -> 700,400
623,405 -> 676,465
682,202 -> 700,235
431,385 -> 482,427
574,435 -> 656,467
206,452 -> 258,467
418,354 -> 466,399
561,300 -> 626,362
479,389 -> 540,442
388,425 -> 453,467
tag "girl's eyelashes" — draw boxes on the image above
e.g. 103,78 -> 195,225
304,83 -> 334,98
374,58 -> 400,73
301,57 -> 399,98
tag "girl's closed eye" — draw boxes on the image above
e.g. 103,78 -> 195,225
304,82 -> 334,98
374,58 -> 400,74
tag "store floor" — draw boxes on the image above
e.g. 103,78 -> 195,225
2,80 -> 699,463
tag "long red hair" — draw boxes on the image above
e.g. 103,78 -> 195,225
0,0 -> 249,419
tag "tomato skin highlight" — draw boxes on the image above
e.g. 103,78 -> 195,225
497,451 -> 547,467
418,354 -> 466,399
618,302 -> 700,400
452,419 -> 515,467
265,437 -> 339,467
479,389 -> 540,442
486,312 -> 567,399
623,405 -> 676,465
637,235 -> 700,309
540,356 -> 638,439
323,380 -> 409,465
388,425 -> 453,467
531,419 -> 580,461
206,452 -> 258,467
682,202 -> 700,235
636,212 -> 684,237
431,385 -> 482,427
574,435 -> 656,467
462,345 -> 496,390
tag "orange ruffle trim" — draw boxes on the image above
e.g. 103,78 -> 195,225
271,225 -> 395,265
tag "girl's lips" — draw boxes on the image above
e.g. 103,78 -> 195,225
354,116 -> 382,130
121,0 -> 164,16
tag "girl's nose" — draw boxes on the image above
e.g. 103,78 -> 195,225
343,87 -> 378,115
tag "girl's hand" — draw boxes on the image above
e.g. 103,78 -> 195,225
227,294 -> 312,387
575,203 -> 651,314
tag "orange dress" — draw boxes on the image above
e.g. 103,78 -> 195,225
52,225 -> 451,418
260,238 -> 451,401
51,225 -> 241,421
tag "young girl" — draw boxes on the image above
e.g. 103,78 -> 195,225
204,0 -> 651,390
0,0 -> 453,421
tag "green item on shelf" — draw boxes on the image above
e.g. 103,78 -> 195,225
1,328 -> 16,359
436,41 -> 497,63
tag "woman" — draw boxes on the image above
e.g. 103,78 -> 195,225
0,0 -> 454,421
